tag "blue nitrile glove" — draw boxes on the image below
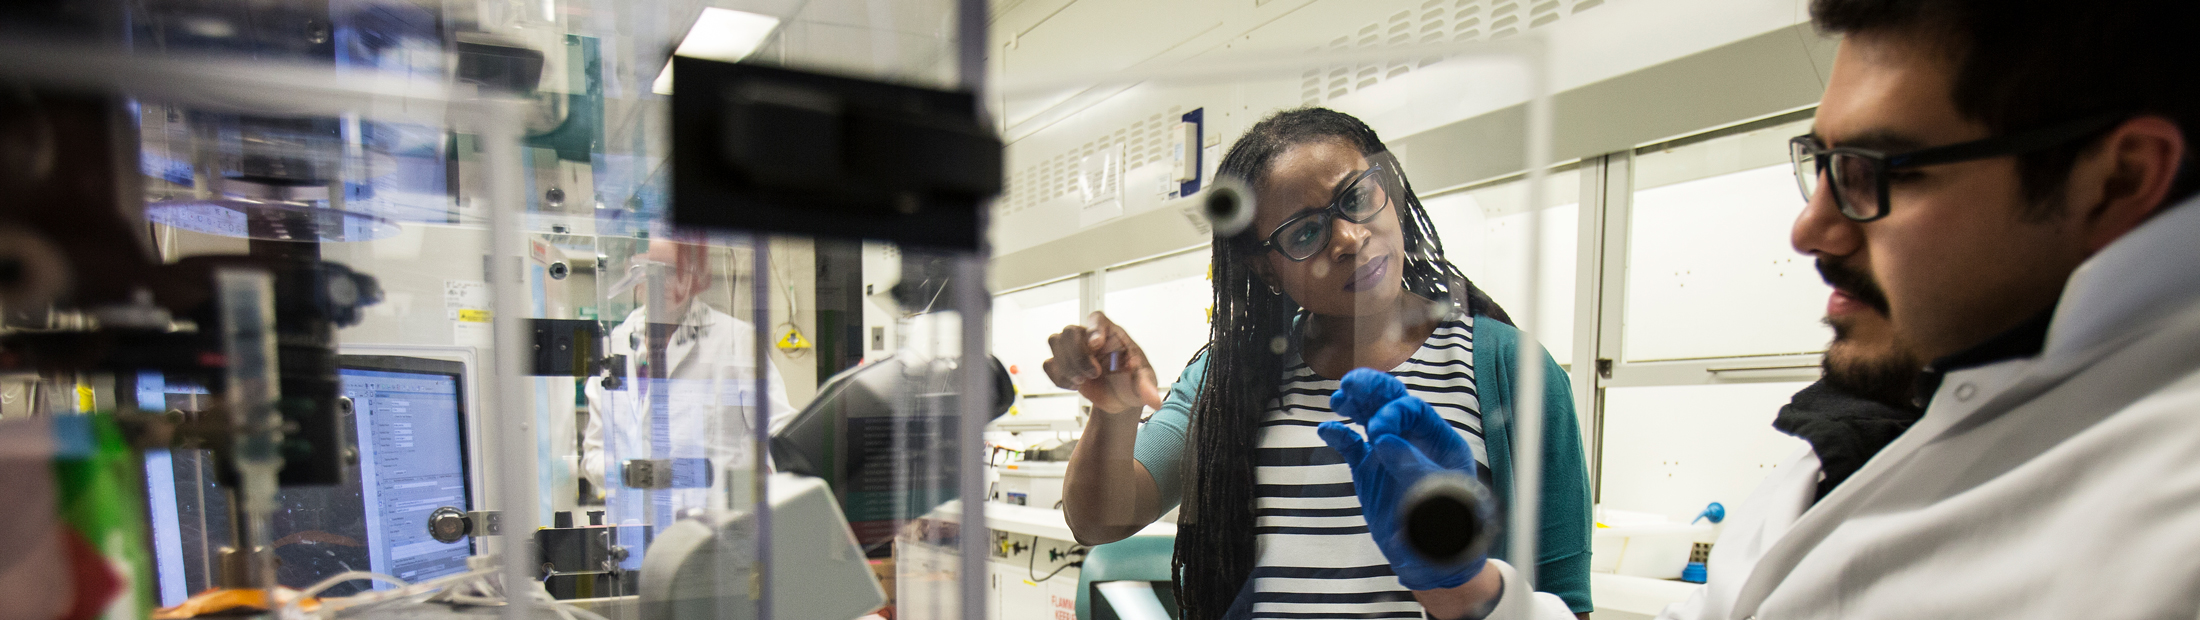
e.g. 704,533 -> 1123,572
1318,370 -> 1489,591
1330,367 -> 1408,425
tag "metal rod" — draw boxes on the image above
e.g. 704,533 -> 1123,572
0,39 -> 454,125
954,255 -> 991,620
1508,36 -> 1554,593
480,101 -> 540,620
752,236 -> 775,619
956,0 -> 993,615
1706,364 -> 1822,374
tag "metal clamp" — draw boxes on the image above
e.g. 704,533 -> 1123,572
621,458 -> 714,490
427,506 -> 501,543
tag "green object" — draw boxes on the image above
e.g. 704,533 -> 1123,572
1075,535 -> 1176,620
1132,315 -> 1595,613
524,35 -> 603,163
53,414 -> 155,620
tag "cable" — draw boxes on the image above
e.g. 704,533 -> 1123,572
309,567 -> 495,617
299,571 -> 409,599
410,562 -> 610,620
1027,535 -> 1088,583
1029,558 -> 1082,584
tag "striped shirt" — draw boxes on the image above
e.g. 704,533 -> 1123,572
1247,316 -> 1488,620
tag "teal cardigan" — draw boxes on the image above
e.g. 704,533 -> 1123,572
1130,316 -> 1594,613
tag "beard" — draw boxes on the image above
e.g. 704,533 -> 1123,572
1823,316 -> 1925,411
1816,257 -> 1921,409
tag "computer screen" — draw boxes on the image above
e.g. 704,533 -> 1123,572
341,356 -> 473,586
142,355 -> 475,602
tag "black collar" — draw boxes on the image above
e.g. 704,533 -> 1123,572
1910,307 -> 2055,409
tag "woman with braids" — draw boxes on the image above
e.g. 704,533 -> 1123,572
1046,108 -> 1591,620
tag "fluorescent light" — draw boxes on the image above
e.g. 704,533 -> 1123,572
653,8 -> 781,95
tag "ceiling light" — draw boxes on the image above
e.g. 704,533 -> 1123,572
653,8 -> 781,95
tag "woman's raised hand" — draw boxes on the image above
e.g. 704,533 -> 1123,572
1043,312 -> 1165,417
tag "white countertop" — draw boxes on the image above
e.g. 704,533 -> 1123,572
1590,572 -> 1698,616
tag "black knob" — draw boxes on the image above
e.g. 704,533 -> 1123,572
428,506 -> 471,543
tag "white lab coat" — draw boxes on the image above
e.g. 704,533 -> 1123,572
580,302 -> 798,511
1643,196 -> 2200,620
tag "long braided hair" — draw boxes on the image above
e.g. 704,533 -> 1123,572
1173,107 -> 1511,619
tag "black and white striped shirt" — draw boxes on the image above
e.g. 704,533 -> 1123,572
1247,316 -> 1486,620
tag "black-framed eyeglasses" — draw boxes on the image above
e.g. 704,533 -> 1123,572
1260,164 -> 1397,261
1788,113 -> 2124,222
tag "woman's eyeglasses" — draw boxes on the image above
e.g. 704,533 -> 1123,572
1261,165 -> 1396,261
1788,113 -> 2122,222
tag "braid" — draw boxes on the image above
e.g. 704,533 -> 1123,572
1173,107 -> 1509,620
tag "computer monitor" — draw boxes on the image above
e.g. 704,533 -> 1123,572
142,354 -> 475,602
340,355 -> 474,587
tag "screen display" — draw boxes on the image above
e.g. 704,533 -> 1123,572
344,367 -> 472,585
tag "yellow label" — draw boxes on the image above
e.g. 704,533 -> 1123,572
458,309 -> 493,323
77,382 -> 94,413
775,327 -> 811,351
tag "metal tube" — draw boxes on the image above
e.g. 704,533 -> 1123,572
753,237 -> 774,619
956,0 -> 993,616
480,102 -> 540,620
0,39 -> 454,126
1508,38 -> 1555,592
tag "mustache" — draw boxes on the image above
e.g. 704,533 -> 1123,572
1816,257 -> 1891,315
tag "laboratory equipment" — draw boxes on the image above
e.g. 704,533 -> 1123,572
669,58 -> 1003,250
638,473 -> 885,620
994,461 -> 1066,509
1591,509 -> 1715,580
770,352 -> 1014,545
146,355 -> 475,598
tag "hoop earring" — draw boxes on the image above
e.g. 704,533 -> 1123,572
1267,283 -> 1282,296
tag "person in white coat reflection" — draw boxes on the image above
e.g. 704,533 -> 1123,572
580,233 -> 796,521
1631,0 -> 2200,619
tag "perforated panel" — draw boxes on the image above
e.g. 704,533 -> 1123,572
1002,106 -> 1183,216
999,0 -> 1607,218
1298,0 -> 1604,107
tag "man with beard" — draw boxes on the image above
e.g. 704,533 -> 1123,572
1769,260 -> 1925,504
1656,273 -> 1927,620
1631,0 -> 2200,618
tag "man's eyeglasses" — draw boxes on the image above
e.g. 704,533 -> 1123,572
1260,164 -> 1397,261
1788,113 -> 2123,221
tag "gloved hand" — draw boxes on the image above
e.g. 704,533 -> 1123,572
1318,368 -> 1489,591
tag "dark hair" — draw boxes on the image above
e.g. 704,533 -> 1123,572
1172,107 -> 1510,619
1810,0 -> 2200,214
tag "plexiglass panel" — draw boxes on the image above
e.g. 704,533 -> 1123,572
100,0 -> 967,618
1421,170 -> 1581,365
1624,117 -> 1829,362
3,1 -> 1585,618
993,279 -> 1083,396
1101,250 -> 1213,388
